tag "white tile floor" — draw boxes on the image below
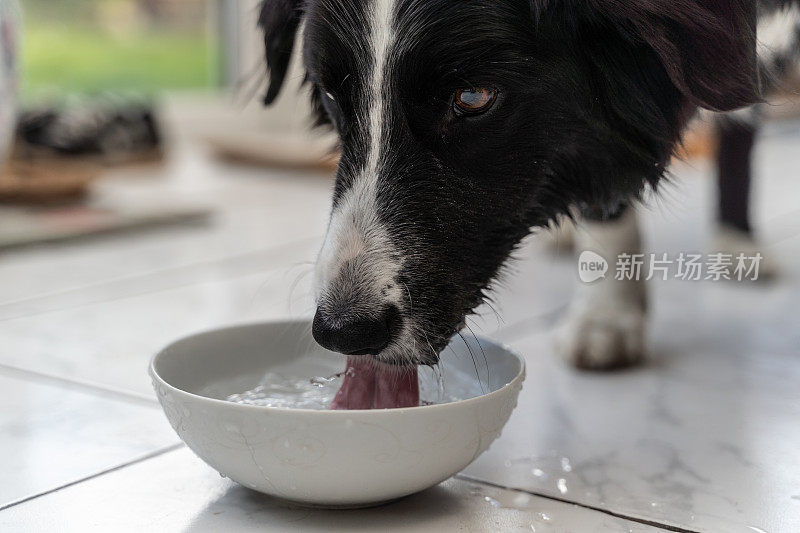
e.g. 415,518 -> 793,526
1,119 -> 799,532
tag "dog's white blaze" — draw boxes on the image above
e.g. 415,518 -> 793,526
757,3 -> 800,63
366,0 -> 394,177
315,0 -> 401,309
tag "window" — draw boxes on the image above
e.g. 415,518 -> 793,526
21,0 -> 220,98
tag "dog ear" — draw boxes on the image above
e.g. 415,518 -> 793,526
259,0 -> 304,105
597,0 -> 761,112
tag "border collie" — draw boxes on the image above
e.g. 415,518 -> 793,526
258,0 -> 800,408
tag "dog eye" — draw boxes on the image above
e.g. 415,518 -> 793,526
453,88 -> 497,115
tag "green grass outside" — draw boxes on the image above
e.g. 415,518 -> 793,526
22,23 -> 217,98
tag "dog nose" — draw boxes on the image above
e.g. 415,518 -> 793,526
312,307 -> 392,356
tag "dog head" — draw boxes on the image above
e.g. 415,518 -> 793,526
259,0 -> 760,366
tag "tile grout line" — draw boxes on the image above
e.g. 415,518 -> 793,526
0,363 -> 158,407
0,455 -> 705,531
455,474 -> 701,533
0,262 -> 314,325
0,235 -> 323,322
0,444 -> 186,513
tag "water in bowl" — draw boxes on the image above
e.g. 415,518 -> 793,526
225,365 -> 485,410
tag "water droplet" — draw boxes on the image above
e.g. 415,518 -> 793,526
504,459 -> 513,468
309,376 -> 330,387
534,512 -> 551,523
437,365 -> 445,404
557,478 -> 568,494
218,472 -> 227,478
484,496 -> 501,508
513,493 -> 532,507
560,457 -> 572,472
531,468 -> 546,478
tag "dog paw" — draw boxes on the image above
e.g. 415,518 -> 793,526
555,297 -> 646,370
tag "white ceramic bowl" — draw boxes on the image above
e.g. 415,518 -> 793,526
150,321 -> 525,507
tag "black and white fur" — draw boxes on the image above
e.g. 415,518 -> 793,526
259,0 -> 800,369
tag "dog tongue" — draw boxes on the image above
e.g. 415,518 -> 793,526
331,357 -> 419,410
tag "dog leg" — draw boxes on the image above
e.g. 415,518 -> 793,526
713,112 -> 778,280
556,205 -> 647,370
716,113 -> 757,234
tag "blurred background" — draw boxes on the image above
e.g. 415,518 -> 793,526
3,0 -> 798,248
22,0 -> 217,96
3,0 -> 800,256
1,0 -> 335,252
